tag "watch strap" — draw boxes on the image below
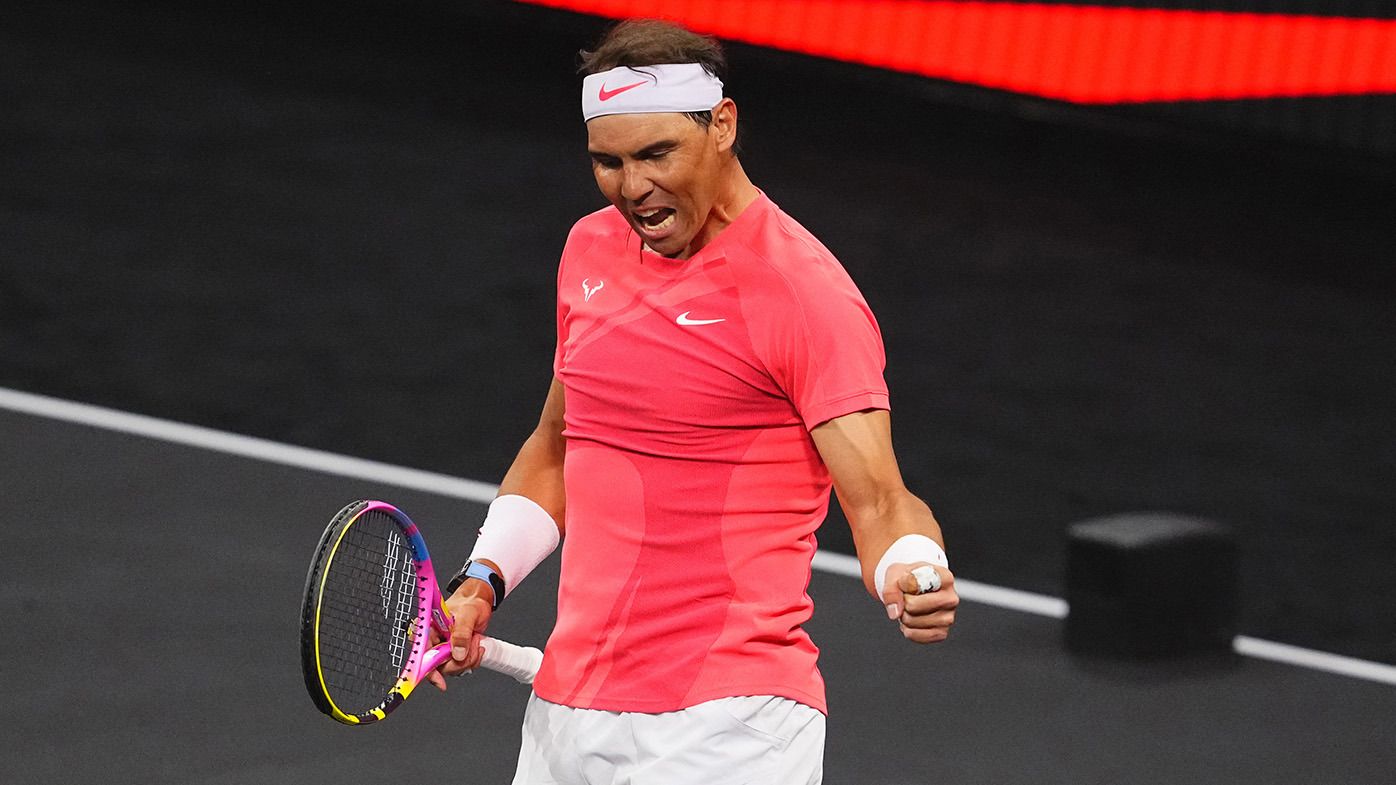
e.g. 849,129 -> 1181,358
446,560 -> 505,610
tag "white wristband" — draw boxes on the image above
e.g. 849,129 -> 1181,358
469,494 -> 561,599
874,534 -> 949,599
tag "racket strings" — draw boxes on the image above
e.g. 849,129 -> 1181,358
316,510 -> 423,715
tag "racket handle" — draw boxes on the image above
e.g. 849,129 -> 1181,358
479,636 -> 543,685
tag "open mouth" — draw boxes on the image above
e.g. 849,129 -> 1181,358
633,207 -> 676,235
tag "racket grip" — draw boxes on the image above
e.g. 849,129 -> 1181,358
479,636 -> 543,685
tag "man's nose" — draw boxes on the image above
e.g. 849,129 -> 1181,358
620,164 -> 652,202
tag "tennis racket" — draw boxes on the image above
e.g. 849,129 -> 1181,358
300,499 -> 543,725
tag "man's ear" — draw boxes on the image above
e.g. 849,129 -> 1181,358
711,98 -> 738,154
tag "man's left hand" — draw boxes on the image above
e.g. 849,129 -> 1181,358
882,563 -> 958,643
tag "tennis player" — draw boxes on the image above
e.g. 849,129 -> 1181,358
431,19 -> 958,784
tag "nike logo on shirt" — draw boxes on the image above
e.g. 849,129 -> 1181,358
676,311 -> 725,326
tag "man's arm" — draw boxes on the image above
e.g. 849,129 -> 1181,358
496,377 -> 568,529
810,409 -> 958,643
432,378 -> 567,684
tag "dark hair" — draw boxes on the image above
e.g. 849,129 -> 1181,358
579,19 -> 728,132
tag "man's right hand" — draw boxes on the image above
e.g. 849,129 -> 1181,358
426,580 -> 496,691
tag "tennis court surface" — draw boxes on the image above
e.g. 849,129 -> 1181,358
4,1 -> 1394,781
5,393 -> 1393,785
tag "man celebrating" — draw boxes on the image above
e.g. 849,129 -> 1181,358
432,19 -> 958,784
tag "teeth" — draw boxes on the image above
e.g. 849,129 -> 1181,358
644,212 -> 675,233
633,207 -> 675,235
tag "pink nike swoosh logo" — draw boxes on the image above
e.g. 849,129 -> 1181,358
598,80 -> 648,101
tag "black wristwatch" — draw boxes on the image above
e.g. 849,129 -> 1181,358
445,560 -> 506,610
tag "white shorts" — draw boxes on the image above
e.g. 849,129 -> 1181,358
510,693 -> 825,785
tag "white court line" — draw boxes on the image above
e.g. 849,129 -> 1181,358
812,550 -> 1070,618
2,384 -> 1393,687
1234,637 -> 1396,686
0,387 -> 499,503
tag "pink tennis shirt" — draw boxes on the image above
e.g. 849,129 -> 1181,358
533,193 -> 889,714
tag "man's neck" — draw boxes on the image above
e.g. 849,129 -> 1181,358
674,162 -> 760,260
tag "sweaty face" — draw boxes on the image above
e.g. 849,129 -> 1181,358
586,112 -> 722,259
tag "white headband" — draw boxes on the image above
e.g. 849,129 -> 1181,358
581,63 -> 724,122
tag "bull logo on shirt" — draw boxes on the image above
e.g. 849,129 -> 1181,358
582,278 -> 605,302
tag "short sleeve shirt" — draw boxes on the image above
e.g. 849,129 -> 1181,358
535,193 -> 888,714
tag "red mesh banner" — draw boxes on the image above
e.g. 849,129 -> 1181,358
516,0 -> 1396,104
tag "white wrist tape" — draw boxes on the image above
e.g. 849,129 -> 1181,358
874,534 -> 949,599
468,494 -> 560,599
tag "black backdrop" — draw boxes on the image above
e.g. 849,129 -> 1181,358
2,0 -> 1394,663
